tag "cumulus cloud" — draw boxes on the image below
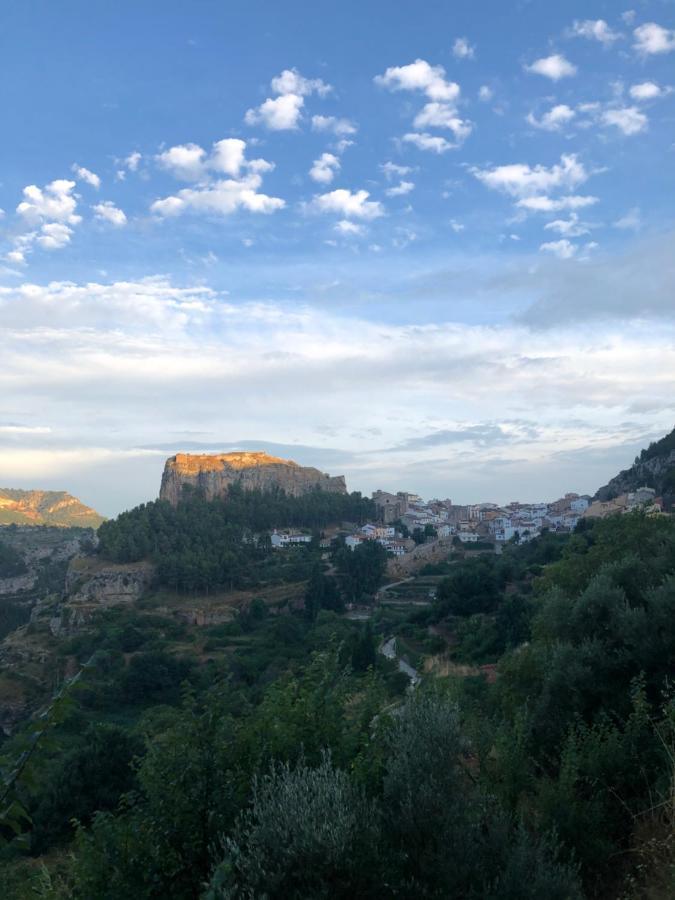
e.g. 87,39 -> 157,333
71,164 -> 101,189
402,132 -> 456,153
7,179 -> 82,262
311,115 -> 357,136
245,68 -> 331,131
601,106 -> 648,135
308,189 -> 384,220
525,54 -> 577,80
245,93 -> 305,130
413,103 -> 472,141
37,222 -> 73,250
527,104 -> 576,131
452,37 -> 475,59
478,85 -> 493,102
375,58 -> 460,101
633,22 -> 675,55
151,139 -> 283,218
309,152 -> 341,184
569,19 -> 622,45
93,201 -> 128,226
17,179 -> 80,225
471,153 -> 589,199
385,180 -> 415,197
629,81 -> 671,101
270,68 -> 331,97
126,151 -> 142,171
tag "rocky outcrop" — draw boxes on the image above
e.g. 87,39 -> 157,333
159,451 -> 347,505
65,559 -> 155,607
595,439 -> 675,502
0,489 -> 104,528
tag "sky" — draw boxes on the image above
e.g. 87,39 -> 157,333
1,0 -> 675,516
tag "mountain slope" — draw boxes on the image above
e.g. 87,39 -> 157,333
0,489 -> 104,528
595,426 -> 675,501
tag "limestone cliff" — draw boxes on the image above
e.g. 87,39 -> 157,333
159,451 -> 347,504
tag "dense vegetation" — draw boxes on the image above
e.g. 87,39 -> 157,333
1,512 -> 674,898
97,486 -> 375,593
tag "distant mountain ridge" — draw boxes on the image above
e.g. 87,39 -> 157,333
595,426 -> 675,502
0,488 -> 104,528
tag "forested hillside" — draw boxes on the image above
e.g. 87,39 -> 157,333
0,512 -> 673,898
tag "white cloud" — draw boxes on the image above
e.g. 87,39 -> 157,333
156,143 -> 207,180
309,188 -> 384,220
633,22 -> 675,55
270,68 -> 331,97
478,85 -> 493,102
402,132 -> 455,153
472,153 -> 588,198
381,162 -> 412,180
601,106 -> 648,135
413,103 -> 472,141
452,37 -> 475,59
17,179 -> 80,225
375,58 -> 460,102
525,54 -> 577,81
245,93 -> 305,130
385,180 -> 415,197
613,207 -> 641,230
93,201 -> 128,227
311,115 -> 357,136
540,238 -> 577,259
151,139 -> 282,218
151,174 -> 284,218
527,104 -> 576,131
126,151 -> 142,171
629,81 -> 671,101
246,68 -> 331,131
37,222 -> 73,250
517,195 -> 599,212
309,152 -> 341,184
570,19 -> 622,45
335,219 -> 365,236
544,212 -> 590,237
449,219 -> 464,233
71,164 -> 101,189
622,11 -> 636,26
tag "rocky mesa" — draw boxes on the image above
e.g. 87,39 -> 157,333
159,451 -> 347,504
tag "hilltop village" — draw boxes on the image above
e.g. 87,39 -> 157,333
271,483 -> 666,563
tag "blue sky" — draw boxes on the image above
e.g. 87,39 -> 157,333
1,0 -> 675,515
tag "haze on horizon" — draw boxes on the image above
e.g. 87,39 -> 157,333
1,0 -> 674,517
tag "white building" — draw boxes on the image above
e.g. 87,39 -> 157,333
270,531 -> 312,549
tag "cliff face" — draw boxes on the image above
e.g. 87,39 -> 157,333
595,427 -> 675,501
0,489 -> 104,528
159,451 -> 347,504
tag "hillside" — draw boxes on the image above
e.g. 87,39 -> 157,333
0,489 -> 104,528
594,425 -> 675,502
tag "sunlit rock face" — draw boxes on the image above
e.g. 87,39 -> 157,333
0,489 -> 104,528
159,451 -> 347,504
